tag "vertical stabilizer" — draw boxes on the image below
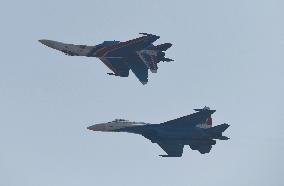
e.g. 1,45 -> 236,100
195,106 -> 214,129
197,116 -> 213,129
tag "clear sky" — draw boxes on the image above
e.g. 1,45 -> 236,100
0,0 -> 284,186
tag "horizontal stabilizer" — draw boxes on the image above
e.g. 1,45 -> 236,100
156,43 -> 172,51
162,57 -> 174,62
206,123 -> 230,139
216,136 -> 230,140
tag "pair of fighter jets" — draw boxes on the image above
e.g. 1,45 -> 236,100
39,34 -> 229,157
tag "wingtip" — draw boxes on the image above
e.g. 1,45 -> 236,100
141,81 -> 148,85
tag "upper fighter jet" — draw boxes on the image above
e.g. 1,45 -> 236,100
39,33 -> 173,84
87,107 -> 229,157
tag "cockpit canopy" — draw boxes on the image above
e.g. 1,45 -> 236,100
99,41 -> 120,46
203,106 -> 210,110
112,119 -> 129,123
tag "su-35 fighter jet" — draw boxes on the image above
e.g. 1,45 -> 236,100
39,33 -> 173,84
87,107 -> 229,157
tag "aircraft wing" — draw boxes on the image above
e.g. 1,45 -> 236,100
140,129 -> 183,157
161,109 -> 216,127
158,143 -> 184,157
99,57 -> 130,77
124,54 -> 149,84
98,34 -> 160,57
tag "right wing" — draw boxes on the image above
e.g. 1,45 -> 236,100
141,130 -> 183,157
99,57 -> 130,77
101,54 -> 148,84
158,143 -> 184,157
124,54 -> 149,85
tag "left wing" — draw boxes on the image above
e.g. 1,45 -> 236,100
99,34 -> 160,57
161,109 -> 216,127
141,129 -> 183,157
158,143 -> 184,157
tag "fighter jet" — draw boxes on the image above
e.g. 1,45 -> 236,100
87,107 -> 229,157
39,33 -> 173,84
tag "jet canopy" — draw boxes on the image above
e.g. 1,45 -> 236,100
100,41 -> 120,46
194,106 -> 211,111
203,106 -> 210,110
112,119 -> 129,123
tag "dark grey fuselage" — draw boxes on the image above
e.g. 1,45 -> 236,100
87,109 -> 229,157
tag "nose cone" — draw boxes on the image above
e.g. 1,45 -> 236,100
38,39 -> 63,50
87,125 -> 93,130
87,124 -> 106,132
87,125 -> 97,131
39,39 -> 54,47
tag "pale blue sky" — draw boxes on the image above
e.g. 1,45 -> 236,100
0,0 -> 284,186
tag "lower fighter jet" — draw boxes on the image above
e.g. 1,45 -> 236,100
87,107 -> 229,157
39,33 -> 173,84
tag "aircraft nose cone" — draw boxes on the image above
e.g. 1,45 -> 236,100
87,125 -> 95,131
87,124 -> 105,131
38,39 -> 58,49
39,39 -> 51,46
38,39 -> 45,44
